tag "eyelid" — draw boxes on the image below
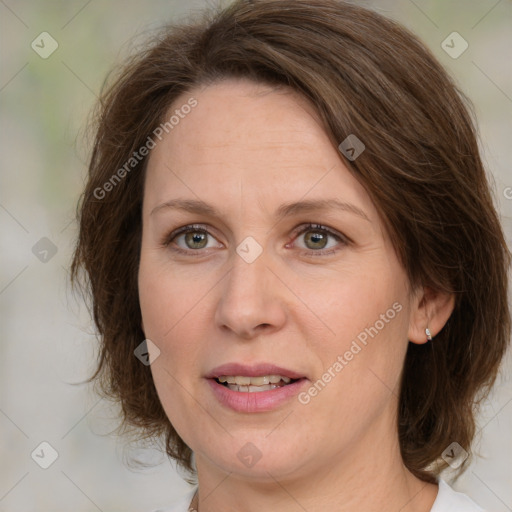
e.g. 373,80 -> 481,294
289,223 -> 350,255
161,222 -> 350,255
291,223 -> 350,244
161,223 -> 222,249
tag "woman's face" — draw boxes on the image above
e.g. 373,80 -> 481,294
138,78 -> 421,480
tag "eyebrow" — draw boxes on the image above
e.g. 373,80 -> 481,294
150,198 -> 370,222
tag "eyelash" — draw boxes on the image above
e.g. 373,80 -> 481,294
160,223 -> 349,257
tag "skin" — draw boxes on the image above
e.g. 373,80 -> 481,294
138,78 -> 455,512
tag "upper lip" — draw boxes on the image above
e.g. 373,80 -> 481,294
206,363 -> 306,380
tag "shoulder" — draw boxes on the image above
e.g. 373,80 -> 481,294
149,486 -> 197,512
430,478 -> 486,512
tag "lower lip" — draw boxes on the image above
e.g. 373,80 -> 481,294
207,378 -> 308,413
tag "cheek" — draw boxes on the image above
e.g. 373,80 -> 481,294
139,276 -> 198,374
296,284 -> 408,452
138,251 -> 204,342
313,263 -> 407,343
138,253 -> 214,381
138,257 -> 196,404
307,261 -> 409,397
138,261 -> 203,442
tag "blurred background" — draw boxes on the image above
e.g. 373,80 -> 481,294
1,0 -> 511,510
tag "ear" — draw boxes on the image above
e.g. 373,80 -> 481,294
408,286 -> 455,344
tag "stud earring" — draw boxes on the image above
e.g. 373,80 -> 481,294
426,327 -> 433,342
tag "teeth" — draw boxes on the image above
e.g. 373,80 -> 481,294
217,375 -> 292,385
227,383 -> 282,392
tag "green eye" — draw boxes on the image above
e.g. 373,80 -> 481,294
183,230 -> 209,249
293,224 -> 347,255
163,223 -> 348,257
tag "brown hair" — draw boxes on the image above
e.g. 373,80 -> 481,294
71,0 -> 511,484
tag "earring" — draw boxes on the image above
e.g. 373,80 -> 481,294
425,327 -> 433,342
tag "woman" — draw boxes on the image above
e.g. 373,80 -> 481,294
71,1 -> 511,511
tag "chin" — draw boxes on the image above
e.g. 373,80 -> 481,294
201,439 -> 311,480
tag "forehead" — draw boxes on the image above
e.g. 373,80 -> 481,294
158,79 -> 327,164
143,78 -> 375,219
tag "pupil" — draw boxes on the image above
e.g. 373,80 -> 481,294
185,229 -> 328,250
306,231 -> 327,249
186,232 -> 207,249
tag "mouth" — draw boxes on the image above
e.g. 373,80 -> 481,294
214,374 -> 300,393
205,363 -> 308,412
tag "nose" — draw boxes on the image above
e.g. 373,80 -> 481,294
214,247 -> 287,339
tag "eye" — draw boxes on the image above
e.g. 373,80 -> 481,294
161,223 -> 348,257
162,224 -> 222,255
290,224 -> 348,256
